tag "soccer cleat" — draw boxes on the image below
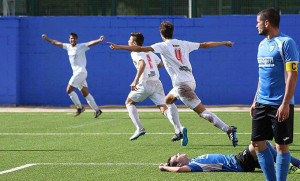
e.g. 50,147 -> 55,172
94,109 -> 102,118
288,164 -> 300,174
171,133 -> 183,142
74,107 -> 85,117
227,126 -> 238,147
181,127 -> 188,146
129,129 -> 146,141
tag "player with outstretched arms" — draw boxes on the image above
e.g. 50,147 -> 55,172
108,21 -> 238,147
42,33 -> 103,118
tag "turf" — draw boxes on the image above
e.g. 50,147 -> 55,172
0,111 -> 299,180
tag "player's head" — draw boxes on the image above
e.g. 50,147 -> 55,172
159,21 -> 174,40
167,153 -> 189,167
256,8 -> 280,36
69,32 -> 78,46
128,32 -> 144,46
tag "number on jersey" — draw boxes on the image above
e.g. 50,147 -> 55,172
175,48 -> 183,64
146,54 -> 153,69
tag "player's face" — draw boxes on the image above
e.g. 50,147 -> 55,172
69,35 -> 78,46
171,153 -> 188,166
128,36 -> 135,46
256,15 -> 268,36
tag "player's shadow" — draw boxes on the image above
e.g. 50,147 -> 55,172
0,149 -> 81,152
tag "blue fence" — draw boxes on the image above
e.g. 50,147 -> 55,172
0,15 -> 299,106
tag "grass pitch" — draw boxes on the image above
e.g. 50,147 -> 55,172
0,111 -> 299,180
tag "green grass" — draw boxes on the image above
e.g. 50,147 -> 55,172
0,111 -> 299,180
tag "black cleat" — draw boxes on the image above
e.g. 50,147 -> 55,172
171,133 -> 183,142
74,107 -> 85,117
227,126 -> 238,147
94,109 -> 102,118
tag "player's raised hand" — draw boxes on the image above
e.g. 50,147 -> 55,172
42,34 -> 47,40
225,41 -> 234,47
107,42 -> 119,50
99,36 -> 105,42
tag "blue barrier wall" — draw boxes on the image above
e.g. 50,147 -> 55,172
0,15 -> 299,106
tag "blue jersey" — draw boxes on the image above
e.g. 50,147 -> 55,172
257,33 -> 299,105
185,154 -> 244,172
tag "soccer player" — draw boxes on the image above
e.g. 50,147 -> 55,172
159,141 -> 300,174
250,8 -> 299,181
107,21 -> 238,147
42,33 -> 104,118
124,32 -> 186,144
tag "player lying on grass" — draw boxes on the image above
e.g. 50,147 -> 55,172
159,141 -> 300,174
108,21 -> 238,147
42,33 -> 103,118
123,32 -> 187,143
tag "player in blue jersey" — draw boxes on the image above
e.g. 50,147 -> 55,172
159,141 -> 300,173
250,8 -> 299,181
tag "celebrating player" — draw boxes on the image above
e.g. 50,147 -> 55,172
250,8 -> 299,181
159,141 -> 300,174
108,21 -> 238,147
42,33 -> 103,118
123,32 -> 186,144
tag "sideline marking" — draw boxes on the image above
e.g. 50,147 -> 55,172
0,132 -> 300,136
0,163 -> 158,175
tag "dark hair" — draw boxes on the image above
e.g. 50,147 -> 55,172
130,32 -> 144,46
257,8 -> 280,28
167,157 -> 178,167
70,32 -> 78,38
159,21 -> 174,39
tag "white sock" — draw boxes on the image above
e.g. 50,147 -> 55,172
167,104 -> 182,134
85,94 -> 99,111
200,110 -> 229,132
126,104 -> 143,130
68,91 -> 82,109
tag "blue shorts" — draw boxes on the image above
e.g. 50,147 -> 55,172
186,154 -> 244,172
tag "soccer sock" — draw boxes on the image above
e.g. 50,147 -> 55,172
276,152 -> 291,181
167,104 -> 182,134
68,91 -> 82,109
200,110 -> 229,132
126,104 -> 143,130
256,148 -> 276,181
163,108 -> 181,134
266,141 -> 277,159
85,94 -> 99,111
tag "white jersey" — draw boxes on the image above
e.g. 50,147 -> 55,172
151,39 -> 200,85
63,43 -> 90,74
130,52 -> 161,83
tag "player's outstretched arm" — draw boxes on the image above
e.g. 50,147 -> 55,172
88,36 -> 105,47
199,41 -> 234,49
42,34 -> 63,48
159,163 -> 191,172
107,42 -> 154,52
130,60 -> 146,91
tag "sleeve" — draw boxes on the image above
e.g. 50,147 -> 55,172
80,43 -> 90,52
151,42 -> 164,54
62,43 -> 69,50
152,53 -> 162,65
283,39 -> 299,63
185,41 -> 200,53
185,162 -> 203,172
131,52 -> 144,62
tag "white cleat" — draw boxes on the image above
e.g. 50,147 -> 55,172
129,129 -> 146,141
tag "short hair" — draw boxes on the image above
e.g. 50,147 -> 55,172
257,8 -> 280,28
167,157 -> 178,167
159,21 -> 174,39
70,32 -> 78,38
130,32 -> 144,46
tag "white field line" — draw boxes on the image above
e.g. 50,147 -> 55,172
0,132 -> 300,136
0,163 -> 158,175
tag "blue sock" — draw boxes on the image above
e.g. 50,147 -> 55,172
276,152 -> 290,181
257,148 -> 276,181
291,155 -> 300,167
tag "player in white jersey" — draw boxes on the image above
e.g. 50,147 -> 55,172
42,33 -> 103,118
108,21 -> 238,147
125,32 -> 186,145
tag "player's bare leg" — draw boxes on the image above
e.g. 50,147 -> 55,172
125,98 -> 145,140
194,103 -> 238,147
67,84 -> 85,117
81,87 -> 102,118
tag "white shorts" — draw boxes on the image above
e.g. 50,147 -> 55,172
128,80 -> 165,105
169,81 -> 201,109
68,72 -> 88,90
